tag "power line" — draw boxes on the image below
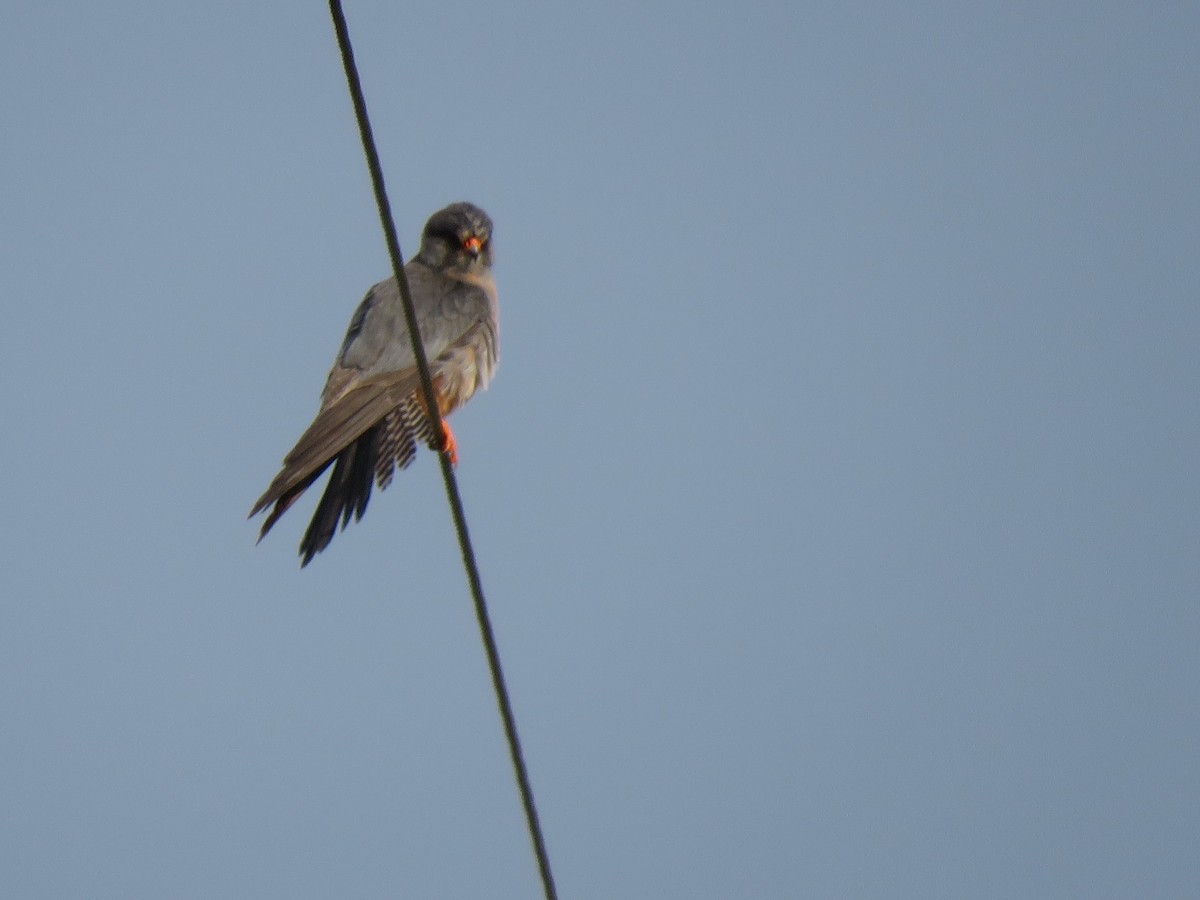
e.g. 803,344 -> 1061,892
326,3 -> 559,898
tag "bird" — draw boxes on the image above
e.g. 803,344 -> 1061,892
250,202 -> 498,566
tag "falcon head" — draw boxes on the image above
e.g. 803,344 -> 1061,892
417,202 -> 494,277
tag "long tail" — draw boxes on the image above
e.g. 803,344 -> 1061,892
297,425 -> 380,566
251,388 -> 440,565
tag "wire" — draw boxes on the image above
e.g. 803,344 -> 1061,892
326,3 -> 559,898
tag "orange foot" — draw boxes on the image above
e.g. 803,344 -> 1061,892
440,419 -> 459,467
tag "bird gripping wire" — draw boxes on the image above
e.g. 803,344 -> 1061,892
327,4 -> 559,898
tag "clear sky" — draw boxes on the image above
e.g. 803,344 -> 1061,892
2,2 -> 1197,898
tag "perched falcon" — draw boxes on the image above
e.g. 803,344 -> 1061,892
250,202 -> 498,565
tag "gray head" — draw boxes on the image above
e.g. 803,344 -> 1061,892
417,202 -> 494,276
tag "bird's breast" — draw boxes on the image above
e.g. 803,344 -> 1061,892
432,318 -> 498,417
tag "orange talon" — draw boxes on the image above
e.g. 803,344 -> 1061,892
440,419 -> 459,467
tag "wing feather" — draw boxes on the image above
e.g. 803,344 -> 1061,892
250,368 -> 419,516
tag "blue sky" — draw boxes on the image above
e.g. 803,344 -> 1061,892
2,3 -> 1197,897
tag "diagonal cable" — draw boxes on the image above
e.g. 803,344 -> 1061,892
327,3 -> 558,898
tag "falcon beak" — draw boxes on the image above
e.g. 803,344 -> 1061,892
463,235 -> 483,256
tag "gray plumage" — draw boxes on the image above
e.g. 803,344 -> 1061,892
250,202 -> 498,565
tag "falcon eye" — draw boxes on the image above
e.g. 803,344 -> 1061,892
463,235 -> 483,254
